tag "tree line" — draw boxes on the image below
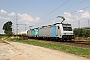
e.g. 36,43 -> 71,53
2,21 -> 90,38
74,28 -> 90,37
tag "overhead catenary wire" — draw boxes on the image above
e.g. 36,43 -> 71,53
47,0 -> 90,20
34,0 -> 90,28
39,5 -> 90,27
34,0 -> 71,27
49,0 -> 90,22
40,5 -> 90,27
64,0 -> 90,11
39,0 -> 89,24
41,0 -> 71,19
70,5 -> 90,14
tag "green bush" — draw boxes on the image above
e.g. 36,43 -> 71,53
74,28 -> 90,37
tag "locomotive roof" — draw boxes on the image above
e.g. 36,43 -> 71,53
35,23 -> 71,29
42,26 -> 47,27
53,23 -> 71,25
53,23 -> 63,25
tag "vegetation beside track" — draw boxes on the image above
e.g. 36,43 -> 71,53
1,36 -> 90,59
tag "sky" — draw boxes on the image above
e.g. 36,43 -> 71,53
0,0 -> 90,34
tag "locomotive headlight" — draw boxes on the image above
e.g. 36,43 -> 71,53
70,33 -> 73,35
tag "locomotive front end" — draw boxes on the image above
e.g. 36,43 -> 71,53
62,24 -> 74,40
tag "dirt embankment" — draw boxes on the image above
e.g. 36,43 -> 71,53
0,41 -> 90,60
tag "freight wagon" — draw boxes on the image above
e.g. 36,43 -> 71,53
27,23 -> 74,41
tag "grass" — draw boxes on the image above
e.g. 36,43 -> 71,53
0,35 -> 7,43
0,35 -> 3,39
1,36 -> 90,59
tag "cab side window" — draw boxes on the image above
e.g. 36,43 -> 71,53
58,26 -> 60,29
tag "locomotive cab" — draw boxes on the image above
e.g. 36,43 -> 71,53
56,23 -> 74,40
62,24 -> 74,40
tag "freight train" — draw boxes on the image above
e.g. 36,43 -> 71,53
27,23 -> 74,41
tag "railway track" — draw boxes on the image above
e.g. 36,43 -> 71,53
15,35 -> 90,48
56,40 -> 90,48
28,38 -> 90,48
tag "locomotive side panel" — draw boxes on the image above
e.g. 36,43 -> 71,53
38,26 -> 52,37
27,29 -> 34,37
34,28 -> 38,37
52,26 -> 56,37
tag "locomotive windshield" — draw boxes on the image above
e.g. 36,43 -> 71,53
62,24 -> 72,31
